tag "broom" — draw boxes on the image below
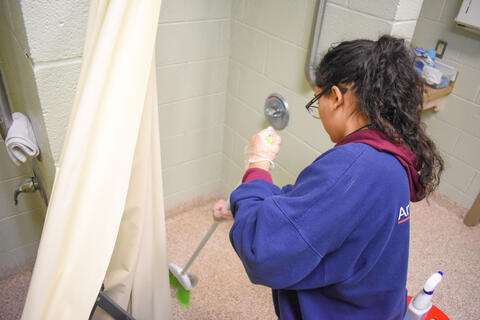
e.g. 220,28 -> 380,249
169,92 -> 289,307
169,203 -> 227,308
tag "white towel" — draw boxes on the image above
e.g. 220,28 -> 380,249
5,112 -> 39,166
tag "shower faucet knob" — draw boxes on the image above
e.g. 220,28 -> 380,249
14,177 -> 39,205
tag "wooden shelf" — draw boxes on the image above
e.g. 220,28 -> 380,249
422,72 -> 458,111
464,192 -> 480,226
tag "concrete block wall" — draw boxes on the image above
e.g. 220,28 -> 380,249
0,1 -> 47,274
318,0 -> 423,56
223,0 -> 320,192
20,0 -> 88,181
0,1 -> 59,195
2,0 -> 233,211
222,0 -> 424,193
0,0 -> 233,271
2,0 -> 476,275
412,0 -> 480,209
156,0 -> 232,208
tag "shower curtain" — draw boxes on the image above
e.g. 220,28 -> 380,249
22,0 -> 171,319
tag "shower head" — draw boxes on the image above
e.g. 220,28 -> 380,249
264,93 -> 289,130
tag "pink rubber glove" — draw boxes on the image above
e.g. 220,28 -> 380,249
245,126 -> 281,168
213,199 -> 233,221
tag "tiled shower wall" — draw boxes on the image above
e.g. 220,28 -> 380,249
222,0 -> 320,193
156,0 -> 232,208
413,0 -> 480,209
1,0 -> 478,273
0,0 -> 234,272
0,2 -> 46,274
222,0 -> 424,193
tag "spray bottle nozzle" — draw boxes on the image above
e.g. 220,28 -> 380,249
412,271 -> 443,311
423,271 -> 443,294
406,271 -> 444,319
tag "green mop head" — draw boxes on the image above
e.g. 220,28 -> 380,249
169,270 -> 190,308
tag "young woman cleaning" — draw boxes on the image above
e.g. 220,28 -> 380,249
214,35 -> 444,319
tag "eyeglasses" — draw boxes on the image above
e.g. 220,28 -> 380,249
305,86 -> 347,119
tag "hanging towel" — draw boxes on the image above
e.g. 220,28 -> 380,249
5,112 -> 39,166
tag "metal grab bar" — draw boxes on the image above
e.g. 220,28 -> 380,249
305,0 -> 327,89
0,70 -> 13,140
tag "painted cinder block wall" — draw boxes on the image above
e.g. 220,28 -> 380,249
0,1 -> 50,274
222,0 -> 424,193
1,0 -> 233,211
222,0 -> 321,193
412,0 -> 480,209
15,1 -> 88,192
1,0 -> 477,273
156,0 -> 232,208
0,0 -> 234,271
0,0 -> 233,269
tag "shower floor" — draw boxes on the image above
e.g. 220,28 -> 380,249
1,194 -> 479,319
166,197 -> 276,319
167,194 -> 480,320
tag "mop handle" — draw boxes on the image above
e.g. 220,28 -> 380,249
180,200 -> 230,276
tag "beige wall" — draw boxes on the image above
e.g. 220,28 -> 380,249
0,0 -> 233,271
1,0 -> 233,212
2,0 -> 477,274
19,0 -> 88,189
223,0 -> 318,192
413,0 -> 480,209
156,0 -> 232,208
0,1 -> 47,274
222,0 -> 424,193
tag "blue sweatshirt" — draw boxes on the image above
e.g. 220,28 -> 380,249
229,141 -> 412,319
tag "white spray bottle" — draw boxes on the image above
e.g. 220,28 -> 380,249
404,271 -> 443,320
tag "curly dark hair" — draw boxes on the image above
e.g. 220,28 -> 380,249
315,35 -> 443,199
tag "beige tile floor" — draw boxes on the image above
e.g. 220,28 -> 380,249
167,195 -> 480,320
1,193 -> 479,320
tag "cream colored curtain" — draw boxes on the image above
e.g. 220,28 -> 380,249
22,0 -> 171,319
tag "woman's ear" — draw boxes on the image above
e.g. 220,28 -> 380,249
331,85 -> 344,110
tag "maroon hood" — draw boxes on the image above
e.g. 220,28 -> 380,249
335,128 -> 423,202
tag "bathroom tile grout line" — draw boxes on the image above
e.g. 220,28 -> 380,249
438,147 -> 479,197
158,17 -> 231,26
162,153 -> 224,174
158,92 -> 226,107
229,57 -> 312,100
436,133 -> 480,168
33,56 -> 83,71
233,19 -> 310,52
160,123 -> 225,141
163,178 -> 222,201
437,179 -> 476,205
162,151 -> 224,172
431,112 -> 479,150
418,15 -> 454,27
0,208 -> 43,225
0,240 -> 39,256
448,91 -> 480,107
157,56 -> 229,70
226,93 -> 329,155
0,175 -> 37,185
327,2 -> 412,24
156,89 -> 227,107
158,17 -> 231,27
